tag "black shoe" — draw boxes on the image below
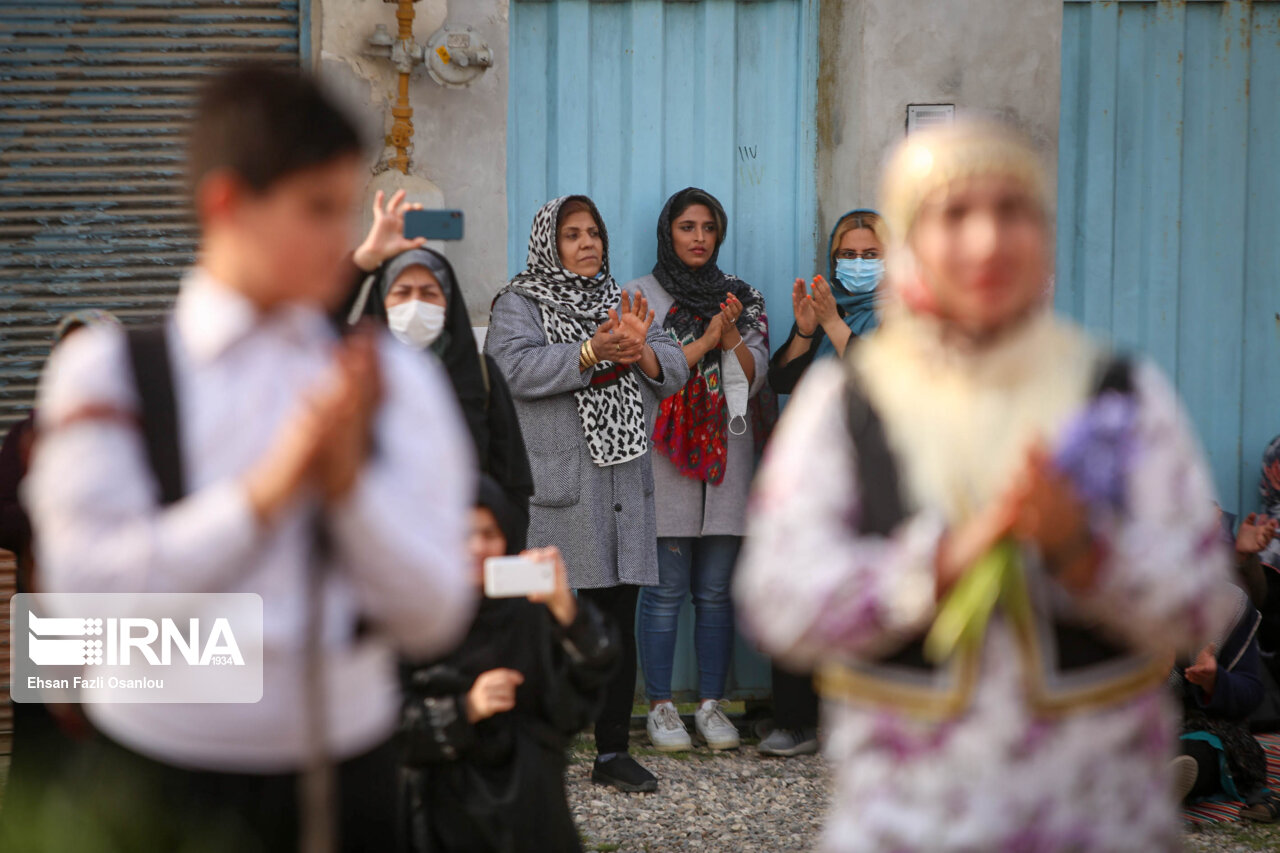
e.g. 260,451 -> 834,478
591,754 -> 658,793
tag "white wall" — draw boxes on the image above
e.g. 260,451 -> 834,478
311,0 -> 1063,318
816,0 -> 1062,243
316,0 -> 510,322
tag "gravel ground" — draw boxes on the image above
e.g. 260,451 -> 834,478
565,727 -> 1280,853
567,737 -> 829,852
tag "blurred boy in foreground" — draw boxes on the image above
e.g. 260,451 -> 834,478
13,66 -> 476,851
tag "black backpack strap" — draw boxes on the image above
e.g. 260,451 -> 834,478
1094,354 -> 1134,397
125,325 -> 186,506
842,357 -> 908,537
840,355 -> 934,671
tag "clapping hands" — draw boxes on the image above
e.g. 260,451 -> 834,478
1236,512 -> 1279,556
1184,643 -> 1219,698
591,291 -> 655,365
244,328 -> 383,522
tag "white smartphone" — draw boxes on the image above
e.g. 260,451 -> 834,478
483,556 -> 555,598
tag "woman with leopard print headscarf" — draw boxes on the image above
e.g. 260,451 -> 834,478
485,195 -> 688,794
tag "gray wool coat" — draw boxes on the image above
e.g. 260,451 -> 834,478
627,274 -> 769,539
484,291 -> 689,589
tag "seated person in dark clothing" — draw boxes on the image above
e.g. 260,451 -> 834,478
1230,509 -> 1278,616
1218,503 -> 1280,732
400,475 -> 619,853
1170,584 -> 1270,808
1254,437 -> 1280,670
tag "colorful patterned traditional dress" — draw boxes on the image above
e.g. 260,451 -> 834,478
737,304 -> 1233,852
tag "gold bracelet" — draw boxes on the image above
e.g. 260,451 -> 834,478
585,339 -> 598,366
580,340 -> 598,370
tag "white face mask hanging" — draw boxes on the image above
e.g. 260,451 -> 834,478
720,342 -> 750,436
387,299 -> 446,349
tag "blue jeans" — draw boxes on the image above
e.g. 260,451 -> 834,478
639,535 -> 741,702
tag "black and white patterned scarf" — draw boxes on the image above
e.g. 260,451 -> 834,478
500,195 -> 648,467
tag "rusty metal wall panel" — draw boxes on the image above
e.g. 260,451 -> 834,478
0,0 -> 302,430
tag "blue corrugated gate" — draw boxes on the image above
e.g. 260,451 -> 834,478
1058,0 -> 1280,517
508,0 -> 820,701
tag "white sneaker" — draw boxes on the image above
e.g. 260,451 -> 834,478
646,702 -> 692,752
694,700 -> 740,750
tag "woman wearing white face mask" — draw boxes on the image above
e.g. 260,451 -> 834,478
768,209 -> 889,395
343,190 -> 535,548
384,260 -> 448,349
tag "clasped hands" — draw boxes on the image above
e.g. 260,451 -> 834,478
244,329 -> 382,523
937,442 -> 1098,597
589,291 -> 656,365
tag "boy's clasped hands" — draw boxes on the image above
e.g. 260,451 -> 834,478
244,330 -> 383,523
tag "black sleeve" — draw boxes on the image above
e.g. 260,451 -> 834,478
0,414 -> 34,557
539,598 -> 620,736
401,692 -> 479,765
484,356 -> 534,551
767,324 -> 822,395
332,252 -> 381,327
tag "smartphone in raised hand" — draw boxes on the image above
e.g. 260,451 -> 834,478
483,556 -> 555,598
404,209 -> 465,241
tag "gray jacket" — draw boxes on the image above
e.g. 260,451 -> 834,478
628,274 -> 769,538
485,291 -> 688,589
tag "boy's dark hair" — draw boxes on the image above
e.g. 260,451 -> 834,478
187,64 -> 363,196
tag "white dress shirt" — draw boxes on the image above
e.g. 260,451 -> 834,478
25,269 -> 477,772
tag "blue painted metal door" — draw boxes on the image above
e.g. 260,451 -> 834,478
1058,0 -> 1280,517
508,0 -> 820,701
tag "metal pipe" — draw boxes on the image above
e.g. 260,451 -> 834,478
386,0 -> 416,174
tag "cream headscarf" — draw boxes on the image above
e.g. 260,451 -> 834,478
854,120 -> 1097,522
879,120 -> 1051,315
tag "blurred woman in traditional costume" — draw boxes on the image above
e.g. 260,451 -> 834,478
737,121 -> 1233,851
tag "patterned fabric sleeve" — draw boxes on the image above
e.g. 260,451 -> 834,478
1069,360 -> 1234,655
735,360 -> 945,670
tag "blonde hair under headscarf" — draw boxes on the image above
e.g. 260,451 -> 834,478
880,120 -> 1049,241
858,120 -> 1097,522
878,120 -> 1051,312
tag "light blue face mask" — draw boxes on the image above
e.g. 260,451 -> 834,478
834,257 -> 884,293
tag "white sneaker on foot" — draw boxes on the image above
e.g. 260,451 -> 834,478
694,700 -> 740,750
646,702 -> 692,752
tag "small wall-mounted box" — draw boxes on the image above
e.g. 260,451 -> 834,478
907,104 -> 956,135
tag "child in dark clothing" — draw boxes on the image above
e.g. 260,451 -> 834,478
401,475 -> 619,853
1171,585 -> 1270,807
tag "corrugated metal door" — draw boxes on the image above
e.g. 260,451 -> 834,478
508,0 -> 820,702
0,0 -> 304,430
0,0 -> 302,759
1058,0 -> 1280,517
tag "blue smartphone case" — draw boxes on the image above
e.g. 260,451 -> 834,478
404,209 -> 465,241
